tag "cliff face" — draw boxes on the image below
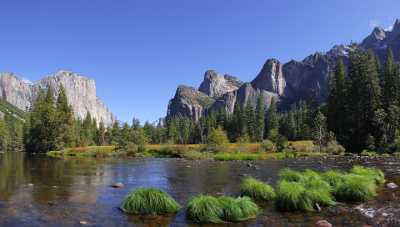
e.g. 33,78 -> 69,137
0,70 -> 115,126
166,19 -> 400,120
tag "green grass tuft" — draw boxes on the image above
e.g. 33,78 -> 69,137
278,169 -> 304,182
333,174 -> 377,202
187,195 -> 260,223
240,177 -> 275,202
350,165 -> 385,185
275,181 -> 314,212
120,188 -> 181,215
321,170 -> 346,189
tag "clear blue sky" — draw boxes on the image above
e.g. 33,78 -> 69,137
0,0 -> 399,123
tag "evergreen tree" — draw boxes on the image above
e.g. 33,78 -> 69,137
327,59 -> 347,142
55,86 -> 75,149
265,97 -> 278,137
254,95 -> 265,142
244,99 -> 255,141
346,50 -> 382,152
0,118 -> 10,152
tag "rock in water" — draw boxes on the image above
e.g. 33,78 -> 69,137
315,220 -> 332,227
111,182 -> 125,188
0,70 -> 115,126
386,182 -> 398,189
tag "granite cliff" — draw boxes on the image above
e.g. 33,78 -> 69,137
167,19 -> 400,120
0,70 -> 115,126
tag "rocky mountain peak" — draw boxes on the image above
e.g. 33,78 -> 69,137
198,70 -> 242,98
392,19 -> 400,34
0,71 -> 115,126
372,27 -> 386,40
251,58 -> 286,95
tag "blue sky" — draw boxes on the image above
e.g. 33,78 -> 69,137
0,0 -> 399,123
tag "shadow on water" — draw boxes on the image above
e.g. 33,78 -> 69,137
0,152 -> 399,226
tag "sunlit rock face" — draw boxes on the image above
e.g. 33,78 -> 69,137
0,70 -> 115,126
167,19 -> 400,120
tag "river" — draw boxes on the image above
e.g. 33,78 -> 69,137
0,152 -> 399,226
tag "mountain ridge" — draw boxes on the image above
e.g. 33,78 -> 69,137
166,19 -> 400,120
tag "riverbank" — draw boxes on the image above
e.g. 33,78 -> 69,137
47,141 -> 326,160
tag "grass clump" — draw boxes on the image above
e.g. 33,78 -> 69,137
275,181 -> 314,212
187,195 -> 260,223
333,174 -> 377,202
120,188 -> 181,215
240,177 -> 275,202
350,165 -> 385,185
321,170 -> 345,189
278,169 -> 304,182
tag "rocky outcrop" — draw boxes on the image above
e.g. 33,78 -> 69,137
167,85 -> 215,121
0,70 -> 115,126
251,59 -> 285,95
198,70 -> 242,98
167,19 -> 400,120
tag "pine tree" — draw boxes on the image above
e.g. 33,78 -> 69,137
0,118 -> 10,152
265,97 -> 278,137
327,59 -> 347,142
55,86 -> 75,149
244,99 -> 255,141
254,94 -> 265,142
381,49 -> 400,143
346,50 -> 382,152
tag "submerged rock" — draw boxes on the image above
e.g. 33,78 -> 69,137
315,220 -> 332,227
111,182 -> 124,188
386,182 -> 398,189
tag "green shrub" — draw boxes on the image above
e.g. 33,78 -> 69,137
350,165 -> 385,185
303,177 -> 335,206
240,177 -> 275,201
275,181 -> 314,212
325,140 -> 346,155
206,127 -> 229,152
360,150 -> 378,157
120,188 -> 181,215
261,140 -> 276,152
187,195 -> 260,223
333,174 -> 377,202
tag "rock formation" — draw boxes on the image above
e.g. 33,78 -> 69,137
167,19 -> 400,120
0,70 -> 115,126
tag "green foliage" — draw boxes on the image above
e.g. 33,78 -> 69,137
240,177 -> 275,201
333,174 -> 377,202
324,140 -> 346,155
120,188 -> 181,215
321,170 -> 345,189
187,195 -> 225,223
261,139 -> 276,152
275,181 -> 314,212
213,152 -> 263,161
278,169 -> 304,182
206,127 -> 229,151
349,165 -> 385,185
187,195 -> 259,223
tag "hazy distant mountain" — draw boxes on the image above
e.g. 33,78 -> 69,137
167,19 -> 400,120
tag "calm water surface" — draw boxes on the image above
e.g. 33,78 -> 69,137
0,153 -> 399,227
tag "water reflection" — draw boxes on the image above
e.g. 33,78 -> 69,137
0,153 -> 399,226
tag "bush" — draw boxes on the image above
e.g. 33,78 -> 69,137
324,140 -> 346,155
261,140 -> 276,152
120,188 -> 181,215
206,127 -> 229,152
187,195 -> 259,223
333,174 -> 377,202
350,165 -> 385,185
275,181 -> 314,212
240,177 -> 275,201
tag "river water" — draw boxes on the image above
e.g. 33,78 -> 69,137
0,152 -> 399,227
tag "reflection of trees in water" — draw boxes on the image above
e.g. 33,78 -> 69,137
0,152 -> 30,200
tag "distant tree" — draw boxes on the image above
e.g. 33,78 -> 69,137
265,97 -> 278,137
244,99 -> 255,141
254,95 -> 265,142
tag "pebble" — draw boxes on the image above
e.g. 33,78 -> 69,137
315,220 -> 332,227
79,221 -> 88,225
